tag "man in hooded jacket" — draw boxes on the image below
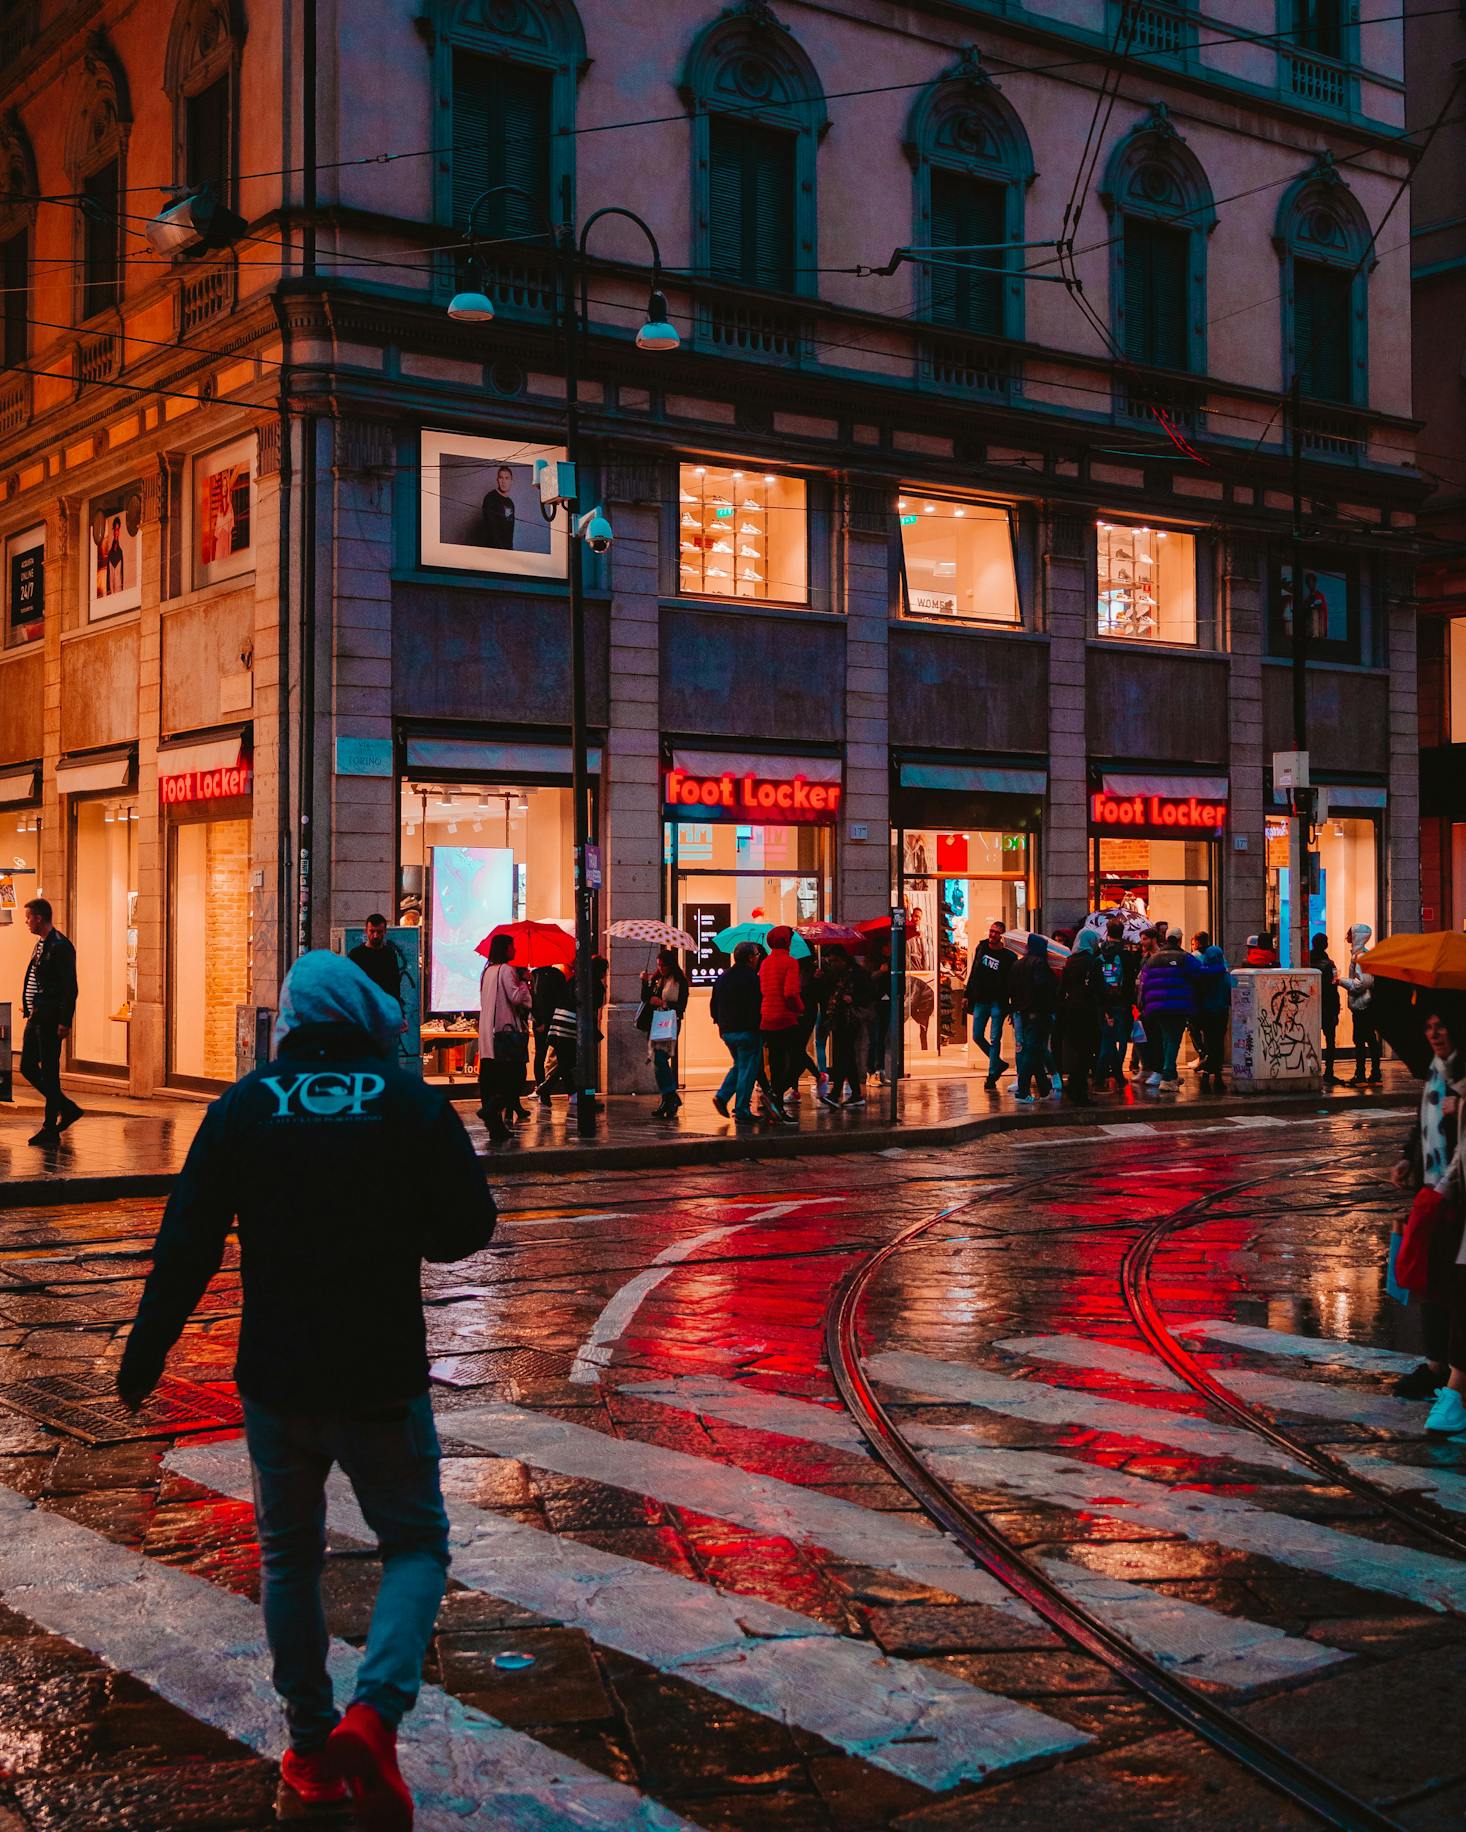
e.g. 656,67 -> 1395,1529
117,951 -> 496,1831
1340,922 -> 1383,1084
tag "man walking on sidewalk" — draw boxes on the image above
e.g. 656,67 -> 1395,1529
117,951 -> 497,1831
19,897 -> 82,1147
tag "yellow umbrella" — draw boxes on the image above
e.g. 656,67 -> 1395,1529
1362,931 -> 1466,991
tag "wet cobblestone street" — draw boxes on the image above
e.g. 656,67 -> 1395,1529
0,1105 -> 1461,1830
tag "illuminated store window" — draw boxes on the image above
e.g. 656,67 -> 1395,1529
70,798 -> 137,1073
169,816 -> 251,1084
1096,520 -> 1196,645
899,495 -> 1019,624
1451,617 -> 1466,743
677,463 -> 807,605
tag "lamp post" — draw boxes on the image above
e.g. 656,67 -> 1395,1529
449,186 -> 678,1137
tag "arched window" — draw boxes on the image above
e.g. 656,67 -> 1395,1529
1275,158 -> 1370,405
163,0 -> 244,203
682,0 -> 827,296
425,0 -> 586,244
64,39 -> 131,323
904,50 -> 1034,341
1101,105 -> 1214,374
0,113 -> 37,368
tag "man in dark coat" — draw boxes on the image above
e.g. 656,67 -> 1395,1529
19,897 -> 81,1146
965,920 -> 1014,1088
117,951 -> 496,1828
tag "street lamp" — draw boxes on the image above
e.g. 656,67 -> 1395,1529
448,186 -> 679,1137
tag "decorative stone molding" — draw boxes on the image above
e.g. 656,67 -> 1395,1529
601,454 -> 663,505
256,419 -> 283,478
845,479 -> 896,535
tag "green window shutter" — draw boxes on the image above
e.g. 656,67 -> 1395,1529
1294,259 -> 1351,402
451,52 -> 553,239
1,229 -> 26,368
82,160 -> 120,318
1294,0 -> 1342,57
928,171 -> 1005,335
708,118 -> 795,292
185,75 -> 231,195
1123,217 -> 1189,369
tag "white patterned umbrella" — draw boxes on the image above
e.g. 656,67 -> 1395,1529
608,919 -> 697,950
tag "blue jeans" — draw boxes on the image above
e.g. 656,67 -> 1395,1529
1097,1006 -> 1127,1081
1014,1012 -> 1052,1096
652,1045 -> 678,1096
243,1394 -> 450,1752
1157,1014 -> 1187,1081
716,1031 -> 761,1116
971,1003 -> 1007,1075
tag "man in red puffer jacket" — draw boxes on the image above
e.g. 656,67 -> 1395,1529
759,927 -> 805,1122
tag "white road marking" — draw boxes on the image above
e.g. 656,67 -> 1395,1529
621,1379 -> 1347,1691
1225,1115 -> 1292,1128
1176,1319 -> 1419,1377
1098,1123 -> 1160,1136
503,1212 -> 634,1229
1002,1335 -> 1435,1433
996,1336 -> 1189,1390
867,1350 -> 1304,1473
0,1482 -> 698,1832
568,1198 -> 843,1386
168,1439 -> 1086,1791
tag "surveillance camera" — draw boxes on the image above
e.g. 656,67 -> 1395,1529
579,507 -> 614,554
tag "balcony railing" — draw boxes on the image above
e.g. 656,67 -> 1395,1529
1299,406 -> 1365,461
0,370 -> 28,437
1119,374 -> 1207,435
1124,0 -> 1194,61
178,259 -> 235,338
697,293 -> 809,363
919,332 -> 1016,401
75,331 -> 119,391
1286,48 -> 1349,110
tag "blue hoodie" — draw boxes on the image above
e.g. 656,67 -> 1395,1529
1193,945 -> 1233,1016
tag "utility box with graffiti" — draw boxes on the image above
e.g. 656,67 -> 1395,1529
1231,968 -> 1323,1093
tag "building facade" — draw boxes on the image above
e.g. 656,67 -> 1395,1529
0,0 -> 1423,1097
1407,0 -> 1466,933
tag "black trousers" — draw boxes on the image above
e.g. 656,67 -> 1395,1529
1199,1010 -> 1228,1078
20,1014 -> 66,1130
761,1029 -> 798,1103
477,1057 -> 517,1140
1353,1015 -> 1383,1078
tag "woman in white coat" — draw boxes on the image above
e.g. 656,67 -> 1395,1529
477,934 -> 531,1143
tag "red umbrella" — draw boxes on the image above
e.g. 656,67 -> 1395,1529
475,920 -> 575,968
855,916 -> 892,936
798,921 -> 868,949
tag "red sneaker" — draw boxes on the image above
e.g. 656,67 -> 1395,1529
325,1701 -> 413,1831
276,1745 -> 350,1818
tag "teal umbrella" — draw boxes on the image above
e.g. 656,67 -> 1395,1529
712,921 -> 811,960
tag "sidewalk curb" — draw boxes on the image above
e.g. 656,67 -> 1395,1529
0,1087 -> 1412,1208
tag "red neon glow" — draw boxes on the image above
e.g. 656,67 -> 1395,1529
159,762 -> 253,806
664,769 -> 840,821
1090,791 -> 1225,831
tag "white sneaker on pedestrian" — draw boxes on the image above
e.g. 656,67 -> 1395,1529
1425,1387 -> 1466,1435
1145,1072 -> 1163,1088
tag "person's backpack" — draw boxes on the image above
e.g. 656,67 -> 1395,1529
1100,950 -> 1124,993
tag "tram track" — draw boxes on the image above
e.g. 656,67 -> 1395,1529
825,1161 -> 1434,1831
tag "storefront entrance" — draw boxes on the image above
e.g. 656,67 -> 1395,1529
896,828 -> 1031,1071
1266,798 -> 1381,976
1088,774 -> 1225,942
70,797 -> 137,1074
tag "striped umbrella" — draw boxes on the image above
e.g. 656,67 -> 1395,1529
797,921 -> 868,949
608,919 -> 697,950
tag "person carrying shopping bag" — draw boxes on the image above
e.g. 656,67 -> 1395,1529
640,946 -> 690,1119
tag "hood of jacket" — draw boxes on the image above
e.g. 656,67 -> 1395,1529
1074,929 -> 1101,956
272,949 -> 401,1059
1200,945 -> 1229,970
1349,923 -> 1373,949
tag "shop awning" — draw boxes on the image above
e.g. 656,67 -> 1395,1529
55,750 -> 133,795
898,762 -> 1047,795
0,766 -> 38,807
1102,771 -> 1229,800
1324,784 -> 1387,810
404,737 -> 603,777
670,747 -> 841,783
157,732 -> 248,777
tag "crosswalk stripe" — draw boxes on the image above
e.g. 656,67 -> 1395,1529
623,1375 -> 1466,1613
995,1335 -> 1188,1389
1176,1319 -> 1419,1376
1002,1334 -> 1433,1432
866,1349 -> 1304,1473
0,1481 -> 700,1832
621,1378 -> 1347,1691
167,1439 -> 1086,1790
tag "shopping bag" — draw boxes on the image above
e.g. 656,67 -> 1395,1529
1130,1018 -> 1147,1044
1394,1186 -> 1452,1295
648,1009 -> 680,1045
1385,1232 -> 1410,1307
